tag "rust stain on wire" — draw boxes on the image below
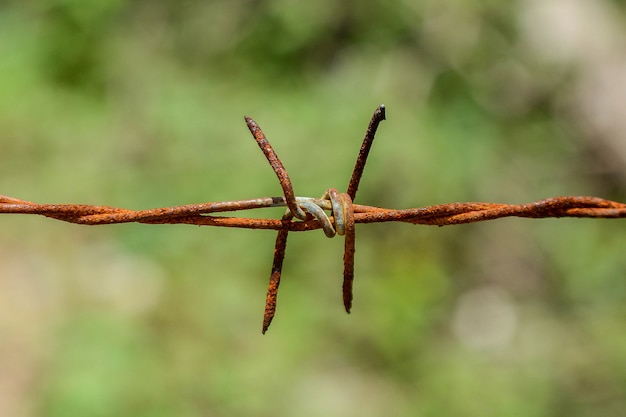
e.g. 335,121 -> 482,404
2,105 -> 626,333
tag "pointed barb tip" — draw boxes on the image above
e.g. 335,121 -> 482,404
377,104 -> 386,120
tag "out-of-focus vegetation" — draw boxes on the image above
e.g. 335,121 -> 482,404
1,1 -> 626,416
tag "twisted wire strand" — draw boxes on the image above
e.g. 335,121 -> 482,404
2,105 -> 626,333
3,195 -> 625,228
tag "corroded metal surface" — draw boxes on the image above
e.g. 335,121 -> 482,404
2,105 -> 626,333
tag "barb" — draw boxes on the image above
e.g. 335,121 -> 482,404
347,104 -> 386,201
263,212 -> 292,334
341,192 -> 355,313
2,105 -> 626,333
245,116 -> 306,220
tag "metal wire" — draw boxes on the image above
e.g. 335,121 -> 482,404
2,105 -> 626,333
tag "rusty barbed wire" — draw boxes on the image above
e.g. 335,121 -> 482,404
2,105 -> 626,333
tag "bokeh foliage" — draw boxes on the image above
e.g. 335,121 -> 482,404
1,1 -> 625,416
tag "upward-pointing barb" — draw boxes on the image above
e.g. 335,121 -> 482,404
245,116 -> 307,221
347,104 -> 386,201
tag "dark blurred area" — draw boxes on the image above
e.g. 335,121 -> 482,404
1,1 -> 625,416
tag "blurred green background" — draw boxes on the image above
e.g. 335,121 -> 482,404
1,1 -> 626,416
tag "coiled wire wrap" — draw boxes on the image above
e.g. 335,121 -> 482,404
290,188 -> 351,238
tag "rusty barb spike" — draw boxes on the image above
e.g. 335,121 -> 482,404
248,105 -> 386,332
2,105 -> 626,334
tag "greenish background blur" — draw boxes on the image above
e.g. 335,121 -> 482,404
1,1 -> 626,416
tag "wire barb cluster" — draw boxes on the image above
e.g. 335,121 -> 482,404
2,105 -> 626,333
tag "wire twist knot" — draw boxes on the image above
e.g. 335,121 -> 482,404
292,189 -> 352,238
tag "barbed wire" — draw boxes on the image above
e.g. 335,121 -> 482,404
2,105 -> 626,333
